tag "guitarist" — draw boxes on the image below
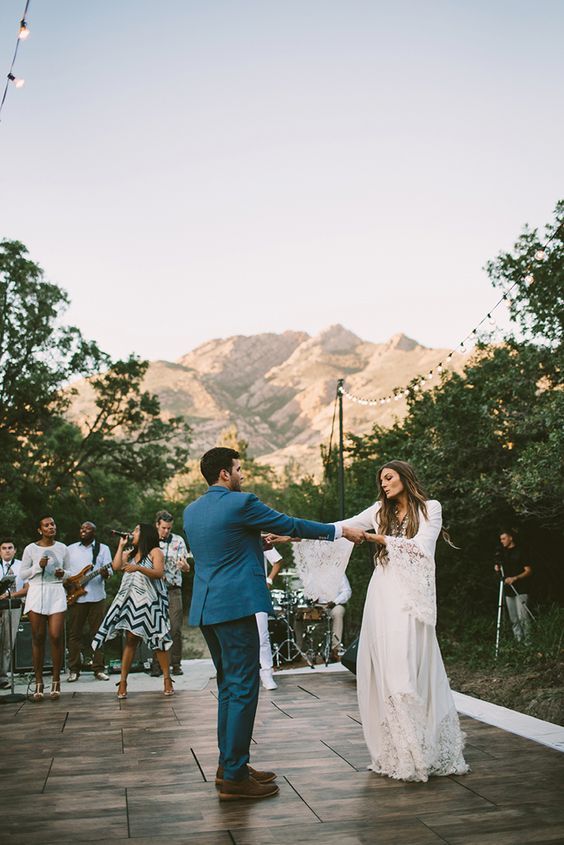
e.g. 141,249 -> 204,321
66,522 -> 113,683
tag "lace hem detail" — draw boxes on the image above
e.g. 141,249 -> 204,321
383,536 -> 436,626
368,692 -> 469,782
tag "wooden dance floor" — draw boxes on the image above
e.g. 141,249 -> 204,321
3,671 -> 564,844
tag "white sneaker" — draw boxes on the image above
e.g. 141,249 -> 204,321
260,671 -> 278,690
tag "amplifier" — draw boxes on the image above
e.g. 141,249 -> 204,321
14,618 -> 66,672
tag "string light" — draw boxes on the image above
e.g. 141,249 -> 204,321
338,222 -> 562,408
0,1 -> 32,123
8,73 -> 25,89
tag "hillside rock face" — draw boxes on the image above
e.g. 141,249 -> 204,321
69,325 -> 464,476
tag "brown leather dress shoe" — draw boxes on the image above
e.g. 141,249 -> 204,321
215,764 -> 277,786
218,777 -> 279,801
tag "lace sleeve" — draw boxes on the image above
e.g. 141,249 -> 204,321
384,536 -> 437,626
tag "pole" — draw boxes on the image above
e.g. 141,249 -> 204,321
494,570 -> 504,660
337,378 -> 345,520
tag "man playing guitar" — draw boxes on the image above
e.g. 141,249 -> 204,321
65,522 -> 113,682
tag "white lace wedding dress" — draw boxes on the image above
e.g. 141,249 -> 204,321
339,499 -> 468,782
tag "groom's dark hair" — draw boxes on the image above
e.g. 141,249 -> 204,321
200,447 -> 240,486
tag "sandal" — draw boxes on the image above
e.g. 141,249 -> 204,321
116,680 -> 128,700
50,680 -> 61,700
163,676 -> 175,697
31,683 -> 44,702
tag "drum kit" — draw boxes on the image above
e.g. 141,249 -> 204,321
268,572 -> 333,668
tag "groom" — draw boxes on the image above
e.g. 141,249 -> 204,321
184,447 -> 364,800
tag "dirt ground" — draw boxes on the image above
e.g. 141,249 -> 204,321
444,657 -> 564,726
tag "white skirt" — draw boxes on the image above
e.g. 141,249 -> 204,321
24,580 -> 67,615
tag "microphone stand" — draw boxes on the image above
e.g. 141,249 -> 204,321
0,576 -> 26,703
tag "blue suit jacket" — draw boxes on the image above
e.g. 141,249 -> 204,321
184,486 -> 336,626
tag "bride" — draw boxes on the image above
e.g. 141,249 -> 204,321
338,460 -> 468,782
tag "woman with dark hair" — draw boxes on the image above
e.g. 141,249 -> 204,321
337,460 -> 468,782
92,523 -> 173,699
20,516 -> 70,701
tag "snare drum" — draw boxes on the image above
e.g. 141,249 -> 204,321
294,603 -> 326,622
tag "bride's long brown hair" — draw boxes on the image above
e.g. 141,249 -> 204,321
376,460 -> 429,540
376,460 -> 458,555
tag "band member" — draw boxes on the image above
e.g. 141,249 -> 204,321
66,522 -> 113,682
93,523 -> 173,699
257,539 -> 283,690
293,574 -> 352,660
20,516 -> 70,702
149,511 -> 190,677
0,538 -> 29,689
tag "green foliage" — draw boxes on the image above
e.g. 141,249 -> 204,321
486,199 -> 564,343
439,604 -> 564,672
0,239 -> 191,546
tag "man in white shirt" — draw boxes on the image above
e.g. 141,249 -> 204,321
150,511 -> 190,677
0,538 -> 28,689
66,522 -> 113,682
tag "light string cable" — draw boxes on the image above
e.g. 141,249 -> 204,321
340,222 -> 563,407
0,0 -> 31,122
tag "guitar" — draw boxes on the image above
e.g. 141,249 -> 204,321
65,562 -> 113,606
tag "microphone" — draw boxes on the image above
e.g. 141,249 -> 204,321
111,529 -> 133,540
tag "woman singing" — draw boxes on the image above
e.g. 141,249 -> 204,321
337,460 -> 468,782
92,523 -> 173,699
20,515 -> 70,702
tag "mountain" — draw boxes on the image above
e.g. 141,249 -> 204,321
69,325 -> 466,477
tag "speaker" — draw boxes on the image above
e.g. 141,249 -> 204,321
341,636 -> 359,675
14,618 -> 53,672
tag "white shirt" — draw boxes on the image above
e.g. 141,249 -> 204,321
0,558 -> 25,592
334,574 -> 352,606
161,533 -> 189,588
263,546 -> 283,578
20,542 -> 71,583
66,541 -> 113,603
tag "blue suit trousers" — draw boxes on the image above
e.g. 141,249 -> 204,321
200,615 -> 260,781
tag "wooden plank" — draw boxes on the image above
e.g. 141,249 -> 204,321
1,673 -> 563,844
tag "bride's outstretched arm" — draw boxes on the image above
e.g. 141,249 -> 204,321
334,503 -> 378,533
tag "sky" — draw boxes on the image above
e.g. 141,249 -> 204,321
1,0 -> 562,363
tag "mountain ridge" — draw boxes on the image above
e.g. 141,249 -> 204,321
69,324 -> 465,476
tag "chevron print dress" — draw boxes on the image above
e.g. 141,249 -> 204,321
92,556 -> 172,652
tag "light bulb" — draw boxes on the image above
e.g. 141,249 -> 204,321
19,21 -> 30,40
427,371 -> 433,380
525,273 -> 534,285
437,364 -> 443,374
460,342 -> 466,353
534,250 -> 546,261
8,73 -> 25,88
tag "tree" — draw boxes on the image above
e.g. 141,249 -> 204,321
486,199 -> 564,344
0,239 -> 191,541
